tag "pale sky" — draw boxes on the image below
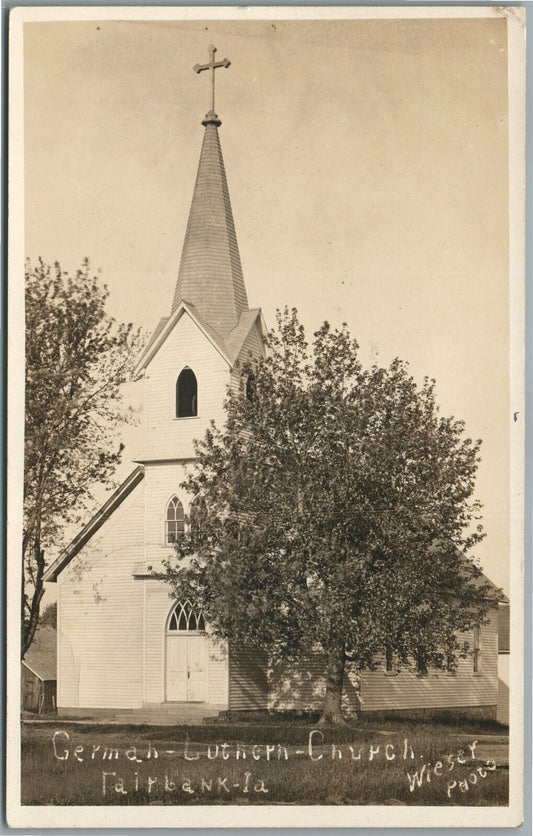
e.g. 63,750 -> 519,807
24,16 -> 511,592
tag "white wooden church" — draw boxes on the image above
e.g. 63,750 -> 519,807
44,49 -> 502,723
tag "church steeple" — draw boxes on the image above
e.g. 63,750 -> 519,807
171,46 -> 248,336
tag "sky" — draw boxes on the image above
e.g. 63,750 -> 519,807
23,14 -> 512,593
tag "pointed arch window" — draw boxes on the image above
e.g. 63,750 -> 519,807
176,367 -> 198,418
188,495 -> 207,539
167,601 -> 205,632
166,496 -> 185,545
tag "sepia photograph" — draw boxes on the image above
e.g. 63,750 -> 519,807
7,6 -> 525,829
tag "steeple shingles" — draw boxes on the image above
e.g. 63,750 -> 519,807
171,115 -> 248,335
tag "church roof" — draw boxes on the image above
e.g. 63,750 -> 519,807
224,308 -> 264,365
136,316 -> 169,368
43,466 -> 145,582
135,301 -> 264,374
171,113 -> 249,336
185,301 -> 230,360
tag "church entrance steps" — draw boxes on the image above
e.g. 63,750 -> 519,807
111,703 -> 225,725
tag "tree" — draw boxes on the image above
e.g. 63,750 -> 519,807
23,258 -> 143,658
160,309 -> 500,723
39,601 -> 57,630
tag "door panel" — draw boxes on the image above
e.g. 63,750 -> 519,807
166,636 -> 188,701
187,636 -> 208,702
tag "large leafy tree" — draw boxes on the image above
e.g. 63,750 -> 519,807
23,258 -> 142,658
161,309 -> 499,723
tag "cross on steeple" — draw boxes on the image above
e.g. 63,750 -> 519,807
194,45 -> 231,116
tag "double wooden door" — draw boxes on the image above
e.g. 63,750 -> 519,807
166,635 -> 208,702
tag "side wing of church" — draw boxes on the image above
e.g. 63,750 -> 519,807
43,58 -> 502,723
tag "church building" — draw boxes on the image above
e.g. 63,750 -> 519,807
44,49 -> 502,723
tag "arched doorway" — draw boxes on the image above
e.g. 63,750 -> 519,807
165,601 -> 208,702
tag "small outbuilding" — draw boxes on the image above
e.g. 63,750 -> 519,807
21,625 -> 57,713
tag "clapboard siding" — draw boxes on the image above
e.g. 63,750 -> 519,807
57,484 -> 146,709
143,582 -> 171,703
206,636 -> 229,705
143,461 -> 194,559
58,473 -> 229,711
360,614 -> 498,712
142,311 -> 229,462
229,648 -> 268,710
268,653 -> 360,714
267,618 -> 498,715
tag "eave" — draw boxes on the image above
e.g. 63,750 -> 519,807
134,301 -> 231,373
43,466 -> 145,582
21,660 -> 51,682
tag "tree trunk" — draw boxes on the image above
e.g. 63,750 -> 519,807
318,640 -> 350,725
21,539 -> 45,659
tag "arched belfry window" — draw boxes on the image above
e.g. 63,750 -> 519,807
166,496 -> 184,544
167,601 -> 205,632
176,367 -> 198,418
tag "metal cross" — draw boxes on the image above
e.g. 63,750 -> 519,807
193,45 -> 231,114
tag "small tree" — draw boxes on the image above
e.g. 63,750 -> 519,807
161,309 -> 499,723
23,258 -> 143,658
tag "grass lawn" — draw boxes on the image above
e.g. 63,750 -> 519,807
21,720 -> 508,806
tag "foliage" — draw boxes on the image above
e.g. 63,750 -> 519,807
23,258 -> 143,657
39,601 -> 57,630
160,308 -> 500,722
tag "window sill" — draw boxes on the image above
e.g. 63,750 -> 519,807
173,416 -> 201,421
383,670 -> 399,677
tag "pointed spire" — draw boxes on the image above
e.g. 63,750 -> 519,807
171,49 -> 248,335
